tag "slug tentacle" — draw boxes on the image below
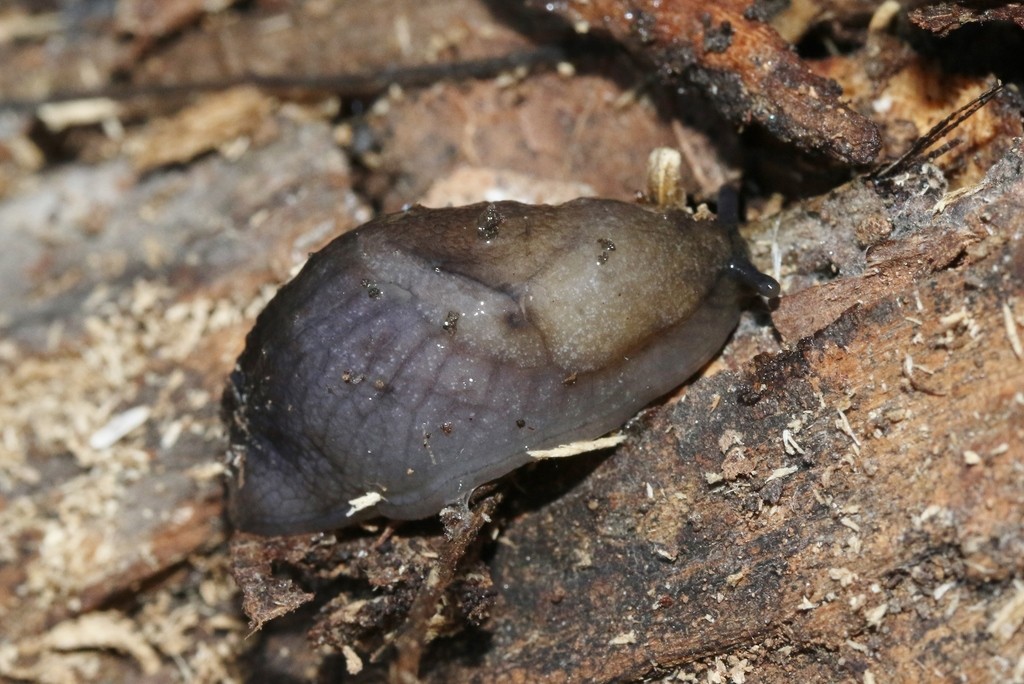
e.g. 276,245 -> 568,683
225,198 -> 777,535
725,257 -> 781,298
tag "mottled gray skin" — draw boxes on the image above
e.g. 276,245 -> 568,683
225,198 -> 774,535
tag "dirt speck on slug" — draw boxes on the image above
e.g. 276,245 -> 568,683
361,278 -> 382,299
341,370 -> 364,384
477,203 -> 504,240
443,311 -> 460,334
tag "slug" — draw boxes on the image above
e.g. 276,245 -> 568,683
224,198 -> 778,535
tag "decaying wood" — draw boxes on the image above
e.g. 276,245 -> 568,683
0,0 -> 550,106
389,496 -> 502,683
534,0 -> 881,165
231,138 -> 1024,683
1,1 -> 1023,682
910,3 -> 1024,38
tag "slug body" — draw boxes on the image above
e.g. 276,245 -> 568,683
225,198 -> 776,535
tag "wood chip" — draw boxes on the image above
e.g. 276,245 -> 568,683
1004,301 -> 1023,360
528,433 -> 626,460
42,612 -> 161,675
988,580 -> 1024,644
88,405 -> 151,450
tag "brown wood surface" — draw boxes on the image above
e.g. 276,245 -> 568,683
0,1 -> 1022,682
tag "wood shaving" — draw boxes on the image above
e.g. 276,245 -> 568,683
988,580 -> 1024,644
126,87 -> 275,172
35,612 -> 160,674
528,433 -> 627,460
346,491 -> 384,516
1004,301 -> 1023,360
608,630 -> 638,646
766,465 -> 798,482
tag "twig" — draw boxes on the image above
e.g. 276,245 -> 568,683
869,81 -> 1005,181
389,492 -> 502,683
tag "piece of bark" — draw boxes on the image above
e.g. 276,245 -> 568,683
0,117 -> 367,682
114,0 -> 240,41
766,161 -> 997,343
126,86 -> 275,172
231,533 -> 315,632
909,3 -> 1024,38
532,0 -> 881,165
771,217 -> 977,343
0,0 -> 555,114
361,64 -> 689,211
